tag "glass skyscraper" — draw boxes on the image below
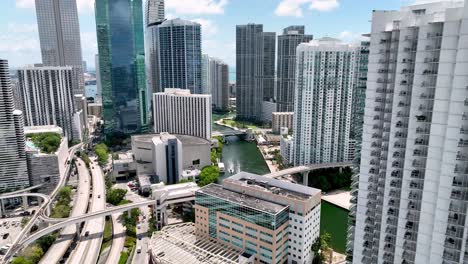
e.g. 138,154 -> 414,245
95,0 -> 149,135
35,0 -> 85,95
146,19 -> 202,94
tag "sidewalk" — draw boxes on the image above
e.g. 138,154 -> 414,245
322,190 -> 351,210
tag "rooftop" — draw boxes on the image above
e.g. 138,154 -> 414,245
197,183 -> 287,214
148,223 -> 242,264
133,133 -> 211,146
227,172 -> 321,201
24,125 -> 63,136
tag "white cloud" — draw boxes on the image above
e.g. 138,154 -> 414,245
7,23 -> 37,33
275,0 -> 339,17
410,0 -> 460,3
337,30 -> 366,44
80,32 -> 98,67
192,18 -> 218,36
203,39 -> 235,66
166,0 -> 228,15
15,0 -> 94,14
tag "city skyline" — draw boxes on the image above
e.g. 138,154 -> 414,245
0,0 -> 427,70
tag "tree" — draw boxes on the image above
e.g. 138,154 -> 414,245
21,217 -> 30,228
11,257 -> 33,264
106,188 -> 127,206
94,143 -> 109,165
21,246 -> 44,264
210,151 -> 218,164
57,186 -> 72,205
311,233 -> 332,264
36,234 -> 58,252
51,204 -> 71,218
198,166 -> 220,187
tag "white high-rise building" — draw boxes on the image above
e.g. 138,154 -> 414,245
349,1 -> 468,264
145,0 -> 165,26
153,88 -> 212,140
17,66 -> 77,141
292,38 -> 355,166
201,55 -> 229,111
0,59 -> 29,192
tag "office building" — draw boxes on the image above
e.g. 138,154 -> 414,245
24,126 -> 68,194
72,94 -> 88,142
195,172 -> 321,264
276,26 -> 313,112
145,0 -> 165,26
0,59 -> 29,192
146,19 -> 202,94
35,0 -> 85,95
292,38 -> 355,166
95,0 -> 149,135
132,133 -> 211,184
201,55 -> 229,111
349,1 -> 468,263
153,89 -> 211,140
236,24 -> 276,122
95,54 -> 101,100
272,112 -> 294,134
17,66 -> 77,141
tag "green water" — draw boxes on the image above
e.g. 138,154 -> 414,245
320,201 -> 349,254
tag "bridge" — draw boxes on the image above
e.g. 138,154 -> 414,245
264,162 -> 353,186
16,199 -> 155,249
212,130 -> 247,137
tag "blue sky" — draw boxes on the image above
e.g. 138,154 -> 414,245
0,0 -> 441,69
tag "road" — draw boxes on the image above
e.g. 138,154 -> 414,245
126,187 -> 150,264
2,143 -> 82,262
67,158 -> 106,264
104,213 -> 125,264
40,158 -> 91,263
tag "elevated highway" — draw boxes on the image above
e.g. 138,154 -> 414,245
264,162 -> 353,185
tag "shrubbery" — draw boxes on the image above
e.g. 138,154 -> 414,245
106,188 -> 127,206
308,167 -> 352,192
94,143 -> 109,165
50,186 -> 72,218
198,166 -> 220,187
29,132 -> 61,153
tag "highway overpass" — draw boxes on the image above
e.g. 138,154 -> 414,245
264,162 -> 353,185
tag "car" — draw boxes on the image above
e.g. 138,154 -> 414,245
136,246 -> 142,254
3,234 -> 8,239
98,195 -> 101,199
84,231 -> 90,237
137,224 -> 141,229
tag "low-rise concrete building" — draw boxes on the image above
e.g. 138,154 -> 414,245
272,112 -> 294,134
87,103 -> 102,118
132,133 -> 211,184
24,126 -> 69,194
112,152 -> 136,179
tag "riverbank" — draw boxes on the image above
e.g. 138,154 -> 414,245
322,190 -> 351,210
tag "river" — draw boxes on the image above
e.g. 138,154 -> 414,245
212,113 -> 270,180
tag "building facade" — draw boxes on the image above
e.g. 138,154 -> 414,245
145,0 -> 165,26
276,26 -> 313,112
280,135 -> 294,165
153,89 -> 211,140
349,1 -> 468,263
24,126 -> 68,194
17,67 -> 77,141
236,24 -> 276,122
292,38 -> 355,166
195,172 -> 321,264
0,59 -> 29,192
95,0 -> 149,135
146,19 -> 202,94
202,55 -> 230,111
272,112 -> 294,134
35,0 -> 85,95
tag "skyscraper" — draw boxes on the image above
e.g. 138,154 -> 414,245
276,26 -> 313,112
292,38 -> 355,166
95,0 -> 149,135
236,24 -> 276,122
17,67 -> 77,141
146,19 -> 202,94
201,55 -> 229,111
35,0 -> 85,95
349,1 -> 468,263
145,0 -> 165,26
153,89 -> 211,140
0,59 -> 29,192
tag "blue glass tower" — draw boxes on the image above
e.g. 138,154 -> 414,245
95,0 -> 149,135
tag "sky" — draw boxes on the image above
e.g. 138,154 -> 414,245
0,0 -> 455,70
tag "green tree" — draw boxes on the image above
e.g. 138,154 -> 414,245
106,188 -> 127,206
36,233 -> 58,252
51,204 -> 71,218
11,257 -> 33,264
30,133 -> 61,153
210,150 -> 218,164
21,217 -> 30,228
94,143 -> 109,165
198,166 -> 220,187
57,186 -> 72,205
21,246 -> 44,264
311,233 -> 332,264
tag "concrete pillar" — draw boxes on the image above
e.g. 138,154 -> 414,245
339,167 -> 343,173
0,199 -> 4,217
45,204 -> 51,216
303,171 -> 309,187
22,196 -> 29,209
75,223 -> 81,239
